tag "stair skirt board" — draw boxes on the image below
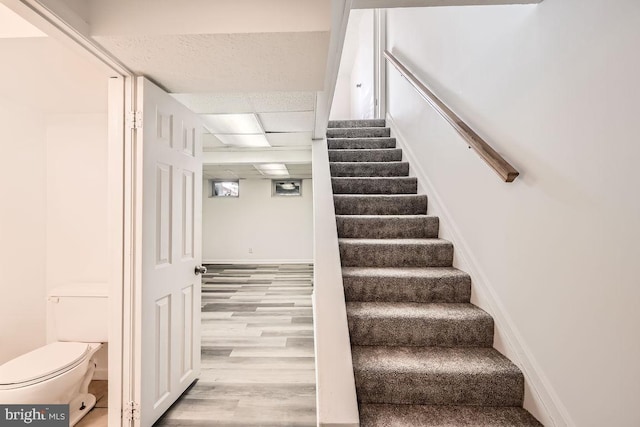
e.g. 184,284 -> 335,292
326,119 -> 542,426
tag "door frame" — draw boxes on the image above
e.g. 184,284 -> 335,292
1,1 -> 137,425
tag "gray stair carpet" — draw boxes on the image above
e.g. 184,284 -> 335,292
327,119 -> 542,426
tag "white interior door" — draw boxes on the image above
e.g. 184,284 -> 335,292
133,77 -> 203,426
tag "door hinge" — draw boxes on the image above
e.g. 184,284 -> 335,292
127,111 -> 142,129
123,401 -> 140,421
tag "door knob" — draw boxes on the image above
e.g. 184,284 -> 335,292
194,265 -> 207,275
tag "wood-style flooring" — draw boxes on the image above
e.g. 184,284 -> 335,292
155,263 -> 316,427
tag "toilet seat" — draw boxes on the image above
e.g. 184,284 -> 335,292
0,342 -> 91,390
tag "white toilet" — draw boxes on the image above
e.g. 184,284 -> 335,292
0,283 -> 108,426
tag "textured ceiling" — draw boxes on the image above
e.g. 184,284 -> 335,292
87,0 -> 331,36
49,0 -> 329,153
94,32 -> 330,92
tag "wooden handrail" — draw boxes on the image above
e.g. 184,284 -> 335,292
384,50 -> 519,182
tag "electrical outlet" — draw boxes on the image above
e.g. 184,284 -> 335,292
248,248 -> 253,254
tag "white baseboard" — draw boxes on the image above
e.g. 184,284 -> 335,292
387,113 -> 571,427
203,259 -> 314,265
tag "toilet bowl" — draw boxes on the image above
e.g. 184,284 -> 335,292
0,284 -> 108,426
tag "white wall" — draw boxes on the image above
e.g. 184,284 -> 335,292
45,114 -> 109,294
386,2 -> 640,426
330,9 -> 374,120
350,9 -> 374,120
202,178 -> 313,263
0,35 -> 109,367
44,113 -> 109,378
0,100 -> 47,364
331,70 -> 352,120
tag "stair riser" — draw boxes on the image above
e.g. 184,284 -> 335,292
329,149 -> 402,162
328,138 -> 396,149
348,315 -> 494,347
359,404 -> 543,426
337,216 -> 438,239
327,127 -> 390,138
339,242 -> 453,268
332,178 -> 417,195
328,119 -> 386,128
330,162 -> 409,177
355,371 -> 524,406
334,196 -> 427,215
343,275 -> 471,303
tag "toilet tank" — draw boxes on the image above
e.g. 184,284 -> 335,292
48,283 -> 108,342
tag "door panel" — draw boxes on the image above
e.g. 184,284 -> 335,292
134,77 -> 202,426
181,170 -> 195,259
156,163 -> 173,266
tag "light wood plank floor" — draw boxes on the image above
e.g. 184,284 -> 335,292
155,263 -> 316,427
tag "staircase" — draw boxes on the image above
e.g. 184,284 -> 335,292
327,119 -> 542,426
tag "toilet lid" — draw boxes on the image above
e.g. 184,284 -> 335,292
0,342 -> 91,386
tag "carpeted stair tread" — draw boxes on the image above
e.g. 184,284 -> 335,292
352,346 -> 524,406
342,266 -> 471,303
328,138 -> 397,150
329,148 -> 402,162
332,177 -> 418,194
327,118 -> 539,425
328,119 -> 386,128
347,302 -> 494,347
336,215 -> 439,239
330,161 -> 409,177
339,238 -> 453,267
334,194 -> 427,215
327,127 -> 391,138
359,404 -> 542,426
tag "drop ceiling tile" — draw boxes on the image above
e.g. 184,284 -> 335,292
171,91 -> 317,114
285,164 -> 313,177
202,113 -> 263,134
259,111 -> 314,133
215,134 -> 270,148
203,133 -> 227,149
266,132 -> 313,147
204,164 -> 264,180
172,93 -> 252,114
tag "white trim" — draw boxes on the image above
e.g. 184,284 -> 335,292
312,139 -> 359,427
387,112 -> 571,427
373,9 -> 387,120
107,76 -> 126,427
203,259 -> 314,265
